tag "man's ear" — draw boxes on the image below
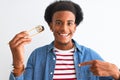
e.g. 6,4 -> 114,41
49,23 -> 53,32
73,24 -> 77,33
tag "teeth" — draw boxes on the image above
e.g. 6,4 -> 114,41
60,34 -> 68,36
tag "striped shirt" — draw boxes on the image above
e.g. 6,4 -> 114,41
53,47 -> 76,80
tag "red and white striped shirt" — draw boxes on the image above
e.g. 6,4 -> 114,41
53,47 -> 76,80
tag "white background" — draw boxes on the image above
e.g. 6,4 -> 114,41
0,0 -> 120,80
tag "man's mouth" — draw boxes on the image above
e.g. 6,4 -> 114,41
59,33 -> 70,38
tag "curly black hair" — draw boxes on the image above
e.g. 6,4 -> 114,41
44,0 -> 83,26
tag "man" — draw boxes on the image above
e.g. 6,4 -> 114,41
9,0 -> 120,80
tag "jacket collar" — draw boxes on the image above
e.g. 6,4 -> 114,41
47,39 -> 82,54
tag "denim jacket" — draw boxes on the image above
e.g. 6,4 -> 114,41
9,40 -> 113,80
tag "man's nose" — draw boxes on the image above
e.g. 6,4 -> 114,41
60,24 -> 68,32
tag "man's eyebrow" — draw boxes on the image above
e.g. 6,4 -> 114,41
67,20 -> 75,22
55,20 -> 75,22
55,20 -> 62,22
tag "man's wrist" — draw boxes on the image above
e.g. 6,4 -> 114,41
12,64 -> 24,77
115,71 -> 120,80
118,71 -> 120,80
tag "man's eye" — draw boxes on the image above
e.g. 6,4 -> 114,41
68,22 -> 74,26
55,21 -> 62,25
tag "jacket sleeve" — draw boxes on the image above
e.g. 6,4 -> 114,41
99,76 -> 114,80
9,50 -> 35,80
9,72 -> 24,80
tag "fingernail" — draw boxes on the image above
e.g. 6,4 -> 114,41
24,36 -> 29,38
78,64 -> 81,67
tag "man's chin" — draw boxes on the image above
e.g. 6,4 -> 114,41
58,40 -> 71,45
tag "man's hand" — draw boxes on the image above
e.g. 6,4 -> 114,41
79,60 -> 120,80
9,31 -> 32,76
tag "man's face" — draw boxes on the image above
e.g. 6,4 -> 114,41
50,11 -> 76,48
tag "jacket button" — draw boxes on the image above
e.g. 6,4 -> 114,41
50,72 -> 53,74
53,58 -> 55,60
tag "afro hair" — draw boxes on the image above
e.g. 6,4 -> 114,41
44,0 -> 83,26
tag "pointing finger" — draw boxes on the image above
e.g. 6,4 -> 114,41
79,60 -> 94,67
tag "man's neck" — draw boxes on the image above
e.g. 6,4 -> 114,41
54,41 -> 74,50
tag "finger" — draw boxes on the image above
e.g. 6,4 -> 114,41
90,65 -> 98,72
79,61 -> 93,67
17,39 -> 32,48
13,31 -> 29,43
15,37 -> 31,47
9,31 -> 29,45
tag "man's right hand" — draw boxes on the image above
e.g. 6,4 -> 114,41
9,31 -> 32,76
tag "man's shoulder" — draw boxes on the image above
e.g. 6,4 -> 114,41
74,40 -> 102,59
73,40 -> 91,52
31,41 -> 54,54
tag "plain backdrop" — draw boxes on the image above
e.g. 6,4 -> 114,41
0,0 -> 120,80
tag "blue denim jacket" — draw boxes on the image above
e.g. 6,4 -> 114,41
9,40 -> 113,80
